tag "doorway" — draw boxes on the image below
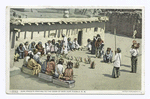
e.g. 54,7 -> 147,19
78,31 -> 83,46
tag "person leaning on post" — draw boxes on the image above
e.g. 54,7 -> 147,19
112,48 -> 121,78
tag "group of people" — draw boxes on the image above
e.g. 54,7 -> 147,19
14,34 -> 81,61
16,32 -> 140,80
23,51 -> 73,81
86,34 -> 140,78
86,34 -> 113,63
86,34 -> 104,58
112,40 -> 140,78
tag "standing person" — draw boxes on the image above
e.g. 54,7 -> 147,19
130,43 -> 139,73
95,38 -> 104,58
16,43 -> 25,59
91,34 -> 100,54
112,48 -> 121,78
45,40 -> 52,54
55,59 -> 64,78
36,41 -> 44,56
61,34 -> 68,54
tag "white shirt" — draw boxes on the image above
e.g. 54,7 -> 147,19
130,48 -> 139,57
114,53 -> 121,67
62,36 -> 68,54
55,64 -> 63,77
23,56 -> 30,66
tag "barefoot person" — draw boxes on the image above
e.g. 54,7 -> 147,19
112,48 -> 121,78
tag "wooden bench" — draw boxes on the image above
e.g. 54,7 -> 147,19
38,73 -> 53,82
53,79 -> 75,88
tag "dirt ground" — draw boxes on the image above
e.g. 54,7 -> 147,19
10,33 -> 142,90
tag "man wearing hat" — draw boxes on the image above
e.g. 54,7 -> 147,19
130,43 -> 139,73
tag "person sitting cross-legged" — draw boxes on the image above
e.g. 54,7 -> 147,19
55,59 -> 64,78
45,59 -> 56,76
59,61 -> 73,81
27,54 -> 41,75
103,48 -> 113,63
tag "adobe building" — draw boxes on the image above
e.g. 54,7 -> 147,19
10,16 -> 109,67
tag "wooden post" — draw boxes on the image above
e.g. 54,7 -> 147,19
114,28 -> 116,54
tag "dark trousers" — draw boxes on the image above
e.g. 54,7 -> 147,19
131,56 -> 137,73
112,67 -> 120,78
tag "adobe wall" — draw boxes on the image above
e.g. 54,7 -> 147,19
105,14 -> 142,38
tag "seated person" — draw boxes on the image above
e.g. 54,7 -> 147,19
24,41 -> 29,51
29,42 -> 36,52
33,49 -> 42,65
45,40 -> 52,54
14,52 -> 19,62
55,59 -> 64,78
36,41 -> 44,56
50,39 -> 58,53
56,40 -> 62,55
103,48 -> 113,63
27,54 -> 41,75
72,38 -> 80,50
87,39 -> 92,51
16,43 -> 25,59
59,61 -> 73,81
23,53 -> 30,67
42,53 -> 51,73
67,38 -> 73,51
45,59 -> 55,76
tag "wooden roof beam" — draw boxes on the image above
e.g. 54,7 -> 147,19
51,22 -> 55,25
84,21 -> 87,23
28,23 -> 31,25
69,22 -> 72,24
14,28 -> 21,32
63,21 -> 68,24
20,22 -> 25,26
59,21 -> 62,24
47,22 -> 51,25
35,22 -> 39,26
